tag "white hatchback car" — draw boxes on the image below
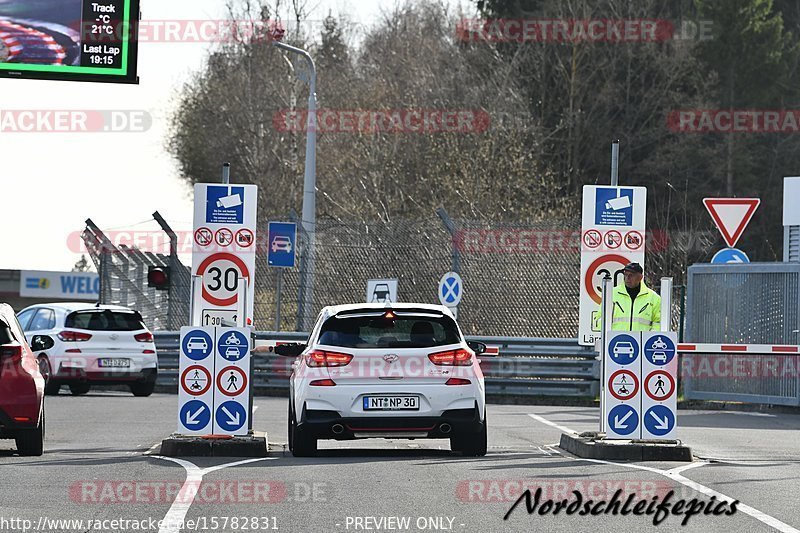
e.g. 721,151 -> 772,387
16,303 -> 158,396
276,303 -> 491,457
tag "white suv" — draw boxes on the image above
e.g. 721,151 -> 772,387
16,303 -> 158,397
277,303 -> 491,457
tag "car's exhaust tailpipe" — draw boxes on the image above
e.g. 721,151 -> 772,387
331,423 -> 345,435
439,423 -> 452,434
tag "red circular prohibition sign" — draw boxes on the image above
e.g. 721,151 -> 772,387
585,254 -> 630,305
181,365 -> 212,396
645,370 -> 675,401
196,253 -> 250,307
217,366 -> 248,397
608,369 -> 640,401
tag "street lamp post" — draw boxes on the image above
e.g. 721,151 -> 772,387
272,40 -> 317,331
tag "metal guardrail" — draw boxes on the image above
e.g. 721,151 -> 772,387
154,332 -> 600,399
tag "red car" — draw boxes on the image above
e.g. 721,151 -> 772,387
0,303 -> 52,456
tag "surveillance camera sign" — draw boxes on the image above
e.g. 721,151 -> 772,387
206,186 -> 245,224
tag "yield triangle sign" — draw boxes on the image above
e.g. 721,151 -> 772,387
703,198 -> 760,248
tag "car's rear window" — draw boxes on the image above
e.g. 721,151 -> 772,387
318,314 -> 461,348
65,310 -> 146,331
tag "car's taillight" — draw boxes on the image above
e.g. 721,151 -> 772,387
306,350 -> 353,367
309,378 -> 337,386
428,348 -> 473,366
58,331 -> 92,342
135,332 -> 154,343
445,377 -> 472,386
0,345 -> 22,362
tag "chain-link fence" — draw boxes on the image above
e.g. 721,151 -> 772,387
83,217 -> 191,332
86,211 -> 687,338
253,213 -> 582,337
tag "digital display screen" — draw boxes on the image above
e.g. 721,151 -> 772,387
0,0 -> 139,83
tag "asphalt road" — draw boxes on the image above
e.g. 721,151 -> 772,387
1,393 -> 799,533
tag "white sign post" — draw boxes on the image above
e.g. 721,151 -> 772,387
191,183 -> 258,328
641,331 -> 678,439
366,279 -> 398,303
603,330 -> 679,440
579,186 -> 647,346
178,326 -> 215,436
438,272 -> 463,318
604,332 -> 642,439
213,328 -> 251,436
178,326 -> 251,436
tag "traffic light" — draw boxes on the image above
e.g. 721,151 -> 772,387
147,266 -> 170,290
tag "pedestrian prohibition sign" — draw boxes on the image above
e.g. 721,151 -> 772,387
645,370 -> 675,401
217,366 -> 247,396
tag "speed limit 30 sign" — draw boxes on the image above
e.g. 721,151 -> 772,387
192,184 -> 258,327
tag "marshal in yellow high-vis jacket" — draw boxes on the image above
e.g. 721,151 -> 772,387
595,262 -> 661,331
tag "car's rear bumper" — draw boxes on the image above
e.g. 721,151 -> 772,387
0,406 -> 39,437
51,366 -> 157,384
297,402 -> 484,440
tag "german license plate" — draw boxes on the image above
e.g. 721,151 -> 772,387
363,396 -> 419,411
98,358 -> 130,368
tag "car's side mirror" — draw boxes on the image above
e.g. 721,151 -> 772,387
30,335 -> 55,351
274,343 -> 306,357
467,341 -> 487,355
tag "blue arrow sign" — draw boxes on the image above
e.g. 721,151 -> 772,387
180,400 -> 211,431
218,330 -> 249,361
643,334 -> 676,366
268,222 -> 297,268
607,404 -> 639,436
643,405 -> 675,437
608,334 -> 639,365
711,248 -> 749,264
215,401 -> 247,432
181,330 -> 213,361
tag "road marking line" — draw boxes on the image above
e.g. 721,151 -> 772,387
527,413 -> 578,435
152,456 -> 275,533
530,414 -> 799,533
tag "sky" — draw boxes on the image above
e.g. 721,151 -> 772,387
1,0 -> 473,273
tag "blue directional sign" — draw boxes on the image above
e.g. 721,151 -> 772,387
215,401 -> 247,433
218,330 -> 249,361
711,248 -> 750,264
643,334 -> 676,366
268,222 -> 297,268
180,400 -> 211,432
608,334 -> 639,365
181,330 -> 213,361
595,188 -> 634,226
643,405 -> 675,437
607,404 -> 639,436
438,272 -> 463,307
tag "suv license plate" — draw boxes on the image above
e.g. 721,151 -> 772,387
98,358 -> 131,368
363,396 -> 419,411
